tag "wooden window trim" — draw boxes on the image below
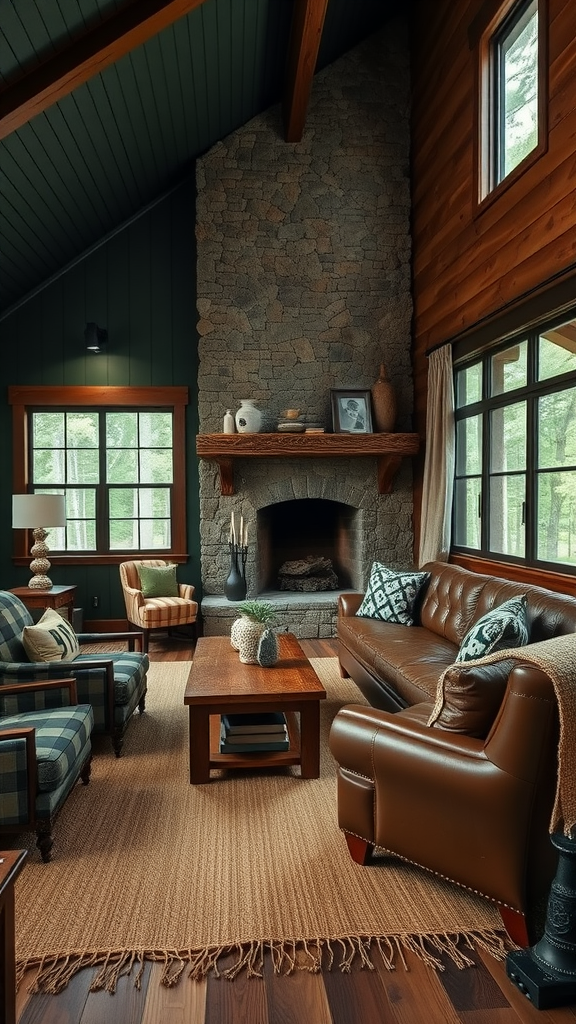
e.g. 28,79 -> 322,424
472,0 -> 548,215
9,385 -> 189,567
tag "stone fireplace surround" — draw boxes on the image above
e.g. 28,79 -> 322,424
195,21 -> 415,638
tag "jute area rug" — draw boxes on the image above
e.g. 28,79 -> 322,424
14,657 -> 506,994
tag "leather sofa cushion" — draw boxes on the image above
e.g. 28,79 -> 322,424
338,614 -> 458,705
428,658 -> 514,737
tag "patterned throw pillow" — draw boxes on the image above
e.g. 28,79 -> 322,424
22,608 -> 80,662
456,595 -> 528,663
138,563 -> 179,598
356,563 -> 430,626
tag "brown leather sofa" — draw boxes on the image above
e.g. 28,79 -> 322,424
329,560 -> 576,945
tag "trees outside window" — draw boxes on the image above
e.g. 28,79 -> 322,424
453,313 -> 576,571
9,386 -> 188,565
476,0 -> 547,204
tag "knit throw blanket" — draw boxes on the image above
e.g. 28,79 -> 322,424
429,633 -> 576,838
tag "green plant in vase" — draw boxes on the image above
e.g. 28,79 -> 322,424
230,601 -> 279,664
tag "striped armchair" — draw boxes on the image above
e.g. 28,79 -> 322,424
119,560 -> 198,653
0,675 -> 93,861
0,591 -> 148,757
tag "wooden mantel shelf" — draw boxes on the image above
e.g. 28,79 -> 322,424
196,432 -> 420,496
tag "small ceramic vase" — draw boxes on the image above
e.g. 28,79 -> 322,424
257,627 -> 279,667
223,409 -> 235,434
235,399 -> 262,434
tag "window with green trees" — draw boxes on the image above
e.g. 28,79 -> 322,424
31,410 -> 174,553
9,386 -> 188,564
453,312 -> 576,570
477,0 -> 546,203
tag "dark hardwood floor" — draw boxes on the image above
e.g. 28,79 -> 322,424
16,635 -> 576,1024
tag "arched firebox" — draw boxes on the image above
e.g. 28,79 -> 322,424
256,497 -> 362,595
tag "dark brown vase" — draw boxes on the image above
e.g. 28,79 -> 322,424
371,362 -> 397,432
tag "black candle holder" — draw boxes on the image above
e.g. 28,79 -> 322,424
224,541 -> 248,601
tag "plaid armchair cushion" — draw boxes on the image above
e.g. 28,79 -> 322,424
0,705 -> 93,792
0,735 -> 30,825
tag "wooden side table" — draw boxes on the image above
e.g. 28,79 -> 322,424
0,850 -> 27,1024
8,585 -> 77,622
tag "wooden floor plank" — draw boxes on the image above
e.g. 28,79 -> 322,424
17,968 -> 93,1024
140,963 -> 207,1024
375,948 -> 462,1024
438,948 -> 511,1012
79,961 -> 152,1024
263,952 -> 333,1024
323,965 -> 397,1024
204,951 -> 269,1024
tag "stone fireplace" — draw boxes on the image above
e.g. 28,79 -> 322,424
257,498 -> 360,594
195,21 -> 415,637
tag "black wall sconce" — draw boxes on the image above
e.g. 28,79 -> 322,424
84,322 -> 108,353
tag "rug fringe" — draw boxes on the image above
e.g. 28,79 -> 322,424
17,929 -> 510,993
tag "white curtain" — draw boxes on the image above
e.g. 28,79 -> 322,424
418,344 -> 455,567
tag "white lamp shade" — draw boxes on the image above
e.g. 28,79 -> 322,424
12,493 -> 66,529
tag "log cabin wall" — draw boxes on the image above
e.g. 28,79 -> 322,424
410,0 -> 576,588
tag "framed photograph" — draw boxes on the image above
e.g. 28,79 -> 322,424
330,389 -> 373,434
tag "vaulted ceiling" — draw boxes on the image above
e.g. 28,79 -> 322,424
0,0 -> 402,318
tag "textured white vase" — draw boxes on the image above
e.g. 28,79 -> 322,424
235,399 -> 262,434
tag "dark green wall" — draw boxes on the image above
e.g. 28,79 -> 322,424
0,177 -> 201,622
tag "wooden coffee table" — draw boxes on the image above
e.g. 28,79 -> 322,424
184,633 -> 326,783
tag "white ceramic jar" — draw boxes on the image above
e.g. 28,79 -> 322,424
235,399 -> 262,433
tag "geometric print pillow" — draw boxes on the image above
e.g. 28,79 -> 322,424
21,608 -> 80,663
456,594 -> 529,663
356,563 -> 431,626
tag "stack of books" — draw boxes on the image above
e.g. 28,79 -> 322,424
219,711 -> 289,753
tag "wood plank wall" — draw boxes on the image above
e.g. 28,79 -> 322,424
410,0 -> 576,577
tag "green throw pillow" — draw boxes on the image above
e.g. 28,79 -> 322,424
138,564 -> 179,598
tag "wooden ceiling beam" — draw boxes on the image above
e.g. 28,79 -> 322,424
0,0 -> 208,141
283,0 -> 329,143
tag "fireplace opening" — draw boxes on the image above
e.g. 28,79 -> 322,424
256,498 -> 361,595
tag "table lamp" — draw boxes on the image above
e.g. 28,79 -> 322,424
12,493 -> 66,590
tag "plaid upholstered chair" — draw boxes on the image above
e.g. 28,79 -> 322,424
0,591 -> 148,757
0,675 -> 93,861
119,559 -> 198,653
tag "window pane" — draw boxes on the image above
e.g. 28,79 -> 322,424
66,412 -> 98,447
537,471 -> 576,566
456,416 -> 482,475
501,0 -> 538,178
67,520 -> 96,551
139,487 -> 171,518
491,341 -> 527,394
490,402 -> 526,472
109,519 -> 139,550
66,488 -> 96,518
67,449 -> 99,484
140,519 -> 171,549
140,449 -> 173,484
107,449 -> 138,483
489,474 -> 526,556
140,412 -> 172,447
33,412 -> 64,447
539,321 -> 576,380
33,448 -> 65,484
107,412 -> 137,448
109,488 -> 139,518
453,478 -> 481,548
538,389 -> 576,468
455,364 -> 482,407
